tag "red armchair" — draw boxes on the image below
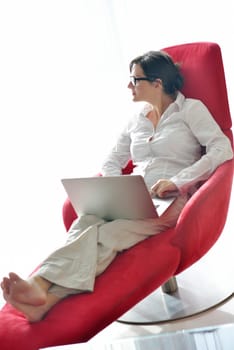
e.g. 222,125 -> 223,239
0,42 -> 232,350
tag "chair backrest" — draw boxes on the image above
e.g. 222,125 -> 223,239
162,42 -> 233,143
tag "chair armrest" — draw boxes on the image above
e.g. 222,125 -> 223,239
62,197 -> 77,231
173,159 -> 233,274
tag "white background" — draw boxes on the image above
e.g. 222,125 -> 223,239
0,0 -> 233,306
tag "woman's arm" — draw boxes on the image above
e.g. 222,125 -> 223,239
101,126 -> 131,176
171,100 -> 233,193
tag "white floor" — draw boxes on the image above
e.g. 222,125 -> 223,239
91,294 -> 234,344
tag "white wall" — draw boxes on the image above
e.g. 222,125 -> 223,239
0,0 -> 233,287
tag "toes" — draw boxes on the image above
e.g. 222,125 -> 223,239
1,277 -> 11,293
0,280 -> 4,289
9,272 -> 21,283
1,278 -> 11,302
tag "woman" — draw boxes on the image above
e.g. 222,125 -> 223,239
1,51 -> 233,322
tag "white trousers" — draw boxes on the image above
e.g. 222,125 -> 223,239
36,195 -> 187,298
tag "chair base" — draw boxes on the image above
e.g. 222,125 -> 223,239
118,230 -> 234,324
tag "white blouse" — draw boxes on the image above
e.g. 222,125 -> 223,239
101,92 -> 233,194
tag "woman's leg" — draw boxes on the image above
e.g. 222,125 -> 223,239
97,195 -> 187,255
36,215 -> 105,291
1,195 -> 187,322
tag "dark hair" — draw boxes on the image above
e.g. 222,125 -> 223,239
129,50 -> 184,97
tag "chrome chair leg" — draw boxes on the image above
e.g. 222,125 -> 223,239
162,276 -> 178,293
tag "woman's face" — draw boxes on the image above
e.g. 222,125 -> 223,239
128,63 -> 156,103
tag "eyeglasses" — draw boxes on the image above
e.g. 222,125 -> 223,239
130,76 -> 156,86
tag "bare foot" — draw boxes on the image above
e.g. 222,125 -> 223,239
2,272 -> 47,306
4,293 -> 61,322
1,273 -> 61,322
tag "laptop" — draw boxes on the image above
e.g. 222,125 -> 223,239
61,175 -> 177,221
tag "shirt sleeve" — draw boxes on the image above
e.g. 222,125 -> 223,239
170,100 -> 233,193
101,124 -> 132,176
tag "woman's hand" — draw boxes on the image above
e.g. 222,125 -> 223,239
150,179 -> 179,198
